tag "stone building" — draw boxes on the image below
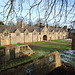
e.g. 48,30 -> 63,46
0,23 -> 68,46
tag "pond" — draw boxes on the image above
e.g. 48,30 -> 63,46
64,50 -> 75,55
37,49 -> 75,67
65,39 -> 72,41
60,50 -> 75,67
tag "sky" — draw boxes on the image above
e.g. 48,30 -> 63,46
0,0 -> 75,28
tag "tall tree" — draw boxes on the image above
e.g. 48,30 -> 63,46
70,21 -> 75,29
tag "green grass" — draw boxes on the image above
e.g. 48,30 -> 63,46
32,43 -> 71,53
52,39 -> 72,44
0,41 -> 46,48
0,41 -> 72,71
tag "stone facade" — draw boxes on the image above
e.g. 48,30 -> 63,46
0,51 -> 61,75
0,24 -> 68,46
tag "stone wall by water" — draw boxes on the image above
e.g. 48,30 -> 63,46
0,51 -> 61,75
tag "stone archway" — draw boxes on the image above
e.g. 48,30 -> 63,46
43,35 -> 47,40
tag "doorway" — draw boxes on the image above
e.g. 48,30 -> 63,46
43,35 -> 47,40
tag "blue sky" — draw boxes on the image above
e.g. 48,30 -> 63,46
0,0 -> 75,28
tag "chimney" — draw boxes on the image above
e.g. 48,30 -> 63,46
55,25 -> 57,28
17,20 -> 25,28
63,26 -> 68,31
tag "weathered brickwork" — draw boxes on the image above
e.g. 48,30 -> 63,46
0,51 -> 61,75
0,25 -> 68,46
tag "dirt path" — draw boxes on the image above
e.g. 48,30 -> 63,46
47,41 -> 71,45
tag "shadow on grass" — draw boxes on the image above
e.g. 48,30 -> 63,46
31,43 -> 71,53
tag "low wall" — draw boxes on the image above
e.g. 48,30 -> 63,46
0,45 -> 35,63
0,51 -> 61,75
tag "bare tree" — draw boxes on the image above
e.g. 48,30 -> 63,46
0,0 -> 75,25
70,21 -> 75,29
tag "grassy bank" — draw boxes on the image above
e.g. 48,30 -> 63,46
0,41 -> 46,48
0,41 -> 72,71
52,39 -> 72,44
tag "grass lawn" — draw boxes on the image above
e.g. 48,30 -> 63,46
0,41 -> 46,48
0,41 -> 73,71
52,39 -> 72,44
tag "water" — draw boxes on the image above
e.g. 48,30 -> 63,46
64,50 -> 75,55
60,50 -> 75,67
38,49 -> 75,67
65,39 -> 72,41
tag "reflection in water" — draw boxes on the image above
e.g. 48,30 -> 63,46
64,50 -> 75,55
60,50 -> 75,67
